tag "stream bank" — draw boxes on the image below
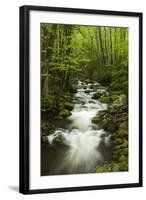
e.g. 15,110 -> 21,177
41,80 -> 128,175
41,80 -> 113,175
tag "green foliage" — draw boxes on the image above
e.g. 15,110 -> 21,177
41,24 -> 129,174
98,72 -> 112,86
41,95 -> 54,112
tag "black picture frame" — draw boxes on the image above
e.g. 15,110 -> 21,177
19,5 -> 143,194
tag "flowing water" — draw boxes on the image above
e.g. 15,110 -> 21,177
41,81 -> 112,176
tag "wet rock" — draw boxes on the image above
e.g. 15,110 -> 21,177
85,79 -> 92,84
84,90 -> 91,94
70,88 -> 77,93
41,121 -> 55,134
91,116 -> 101,124
118,121 -> 128,135
64,102 -> 74,111
58,109 -> 71,118
53,135 -> 64,145
100,96 -> 111,103
89,100 -> 96,103
102,118 -> 116,132
92,93 -> 102,99
112,94 -> 127,109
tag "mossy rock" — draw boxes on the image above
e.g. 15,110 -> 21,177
111,94 -> 119,101
100,96 -> 111,103
96,163 -> 121,173
91,110 -> 107,125
98,110 -> 107,118
119,121 -> 128,133
111,133 -> 118,140
118,155 -> 127,163
112,94 -> 127,109
114,138 -> 123,145
96,167 -> 107,173
102,118 -> 116,132
92,93 -> 102,100
113,147 -> 128,158
41,121 -> 55,134
63,95 -> 71,100
120,140 -> 128,148
64,102 -> 74,111
96,161 -> 128,173
120,147 -> 128,156
91,116 -> 101,124
58,109 -> 71,118
110,91 -> 123,95
53,135 -> 64,145
118,162 -> 128,171
96,165 -> 112,173
41,136 -> 48,143
41,95 -> 54,112
54,115 -> 63,120
113,144 -> 122,151
57,102 -> 64,111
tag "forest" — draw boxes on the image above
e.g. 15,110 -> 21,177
41,23 -> 128,175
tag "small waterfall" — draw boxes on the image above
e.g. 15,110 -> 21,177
45,81 -> 111,174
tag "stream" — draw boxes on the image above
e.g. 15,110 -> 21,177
41,81 -> 112,176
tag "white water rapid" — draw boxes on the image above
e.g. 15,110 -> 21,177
44,81 -> 112,174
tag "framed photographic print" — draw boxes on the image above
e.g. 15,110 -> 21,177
19,5 -> 143,194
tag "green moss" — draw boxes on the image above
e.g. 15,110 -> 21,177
114,138 -> 123,145
110,91 -> 123,95
53,136 -> 64,145
112,94 -> 127,109
41,95 -> 54,112
55,115 -> 63,120
100,96 -> 111,103
120,140 -> 128,148
121,148 -> 128,156
119,155 -> 127,162
98,110 -> 107,118
57,102 -> 64,111
41,121 -> 55,134
63,95 -> 71,100
118,162 -> 128,171
64,102 -> 74,111
102,118 -> 116,132
91,116 -> 100,124
111,133 -> 117,140
58,109 -> 71,118
113,145 -> 122,151
96,165 -> 112,173
119,122 -> 128,133
41,136 -> 48,143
